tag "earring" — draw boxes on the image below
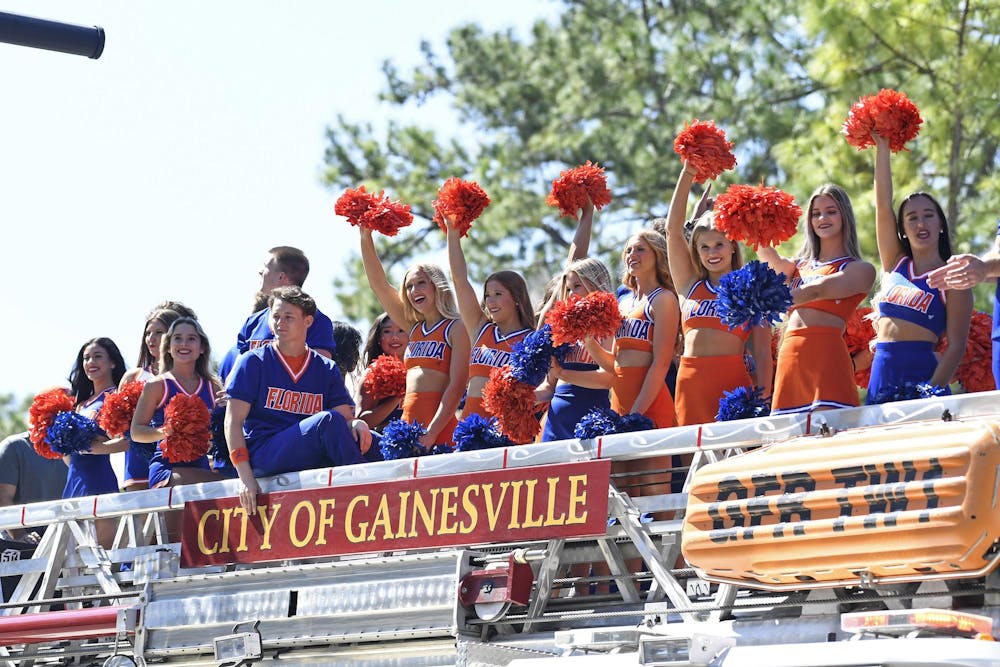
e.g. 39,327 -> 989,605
901,234 -> 907,239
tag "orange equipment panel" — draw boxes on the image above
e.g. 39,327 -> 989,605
681,419 -> 1000,589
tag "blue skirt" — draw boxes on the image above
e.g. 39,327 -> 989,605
867,340 -> 946,404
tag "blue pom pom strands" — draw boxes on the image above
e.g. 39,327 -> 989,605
47,411 -> 102,455
717,260 -> 792,329
453,414 -> 513,451
508,324 -> 571,387
379,419 -> 427,460
716,385 -> 770,422
427,444 -> 454,456
573,408 -> 656,440
208,406 -> 227,463
574,407 -> 621,439
616,412 -> 655,433
872,382 -> 948,405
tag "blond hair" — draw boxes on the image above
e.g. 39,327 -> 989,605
399,263 -> 461,323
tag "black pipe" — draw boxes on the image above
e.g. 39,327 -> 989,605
0,11 -> 105,59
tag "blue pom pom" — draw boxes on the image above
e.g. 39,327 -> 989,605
47,411 -> 101,455
426,444 -> 454,456
574,407 -> 621,440
717,260 -> 792,329
716,386 -> 770,422
617,413 -> 654,433
509,325 -> 554,387
454,414 -> 513,451
379,419 -> 426,460
872,382 -> 948,405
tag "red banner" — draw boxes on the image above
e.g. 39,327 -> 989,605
181,460 -> 610,567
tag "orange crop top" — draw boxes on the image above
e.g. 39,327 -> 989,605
404,319 -> 455,374
788,257 -> 866,321
681,280 -> 750,341
615,288 -> 662,353
469,323 -> 532,380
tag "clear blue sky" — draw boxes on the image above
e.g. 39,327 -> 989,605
0,1 -> 557,398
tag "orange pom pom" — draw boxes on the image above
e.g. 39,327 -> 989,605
938,311 -> 995,393
161,394 -> 212,463
97,380 -> 145,438
545,291 -> 622,346
673,119 -> 737,183
546,161 -> 612,219
28,388 -> 74,459
713,184 -> 802,251
842,89 -> 923,152
335,185 -> 413,236
432,178 -> 490,237
482,367 -> 540,444
361,355 -> 407,402
843,307 -> 875,388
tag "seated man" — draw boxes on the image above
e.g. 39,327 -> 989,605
225,286 -> 370,515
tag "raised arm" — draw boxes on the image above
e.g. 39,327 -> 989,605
756,245 -> 797,280
874,136 -> 905,271
359,228 -> 411,329
566,199 -> 595,263
666,164 -> 700,294
929,288 -> 974,388
445,214 -> 488,338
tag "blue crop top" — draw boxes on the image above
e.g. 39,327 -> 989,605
876,257 -> 947,337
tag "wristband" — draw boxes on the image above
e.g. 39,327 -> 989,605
230,447 -> 250,465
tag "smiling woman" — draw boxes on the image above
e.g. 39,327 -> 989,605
359,227 -> 471,448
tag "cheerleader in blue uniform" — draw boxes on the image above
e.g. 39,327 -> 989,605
130,317 -> 220,489
869,135 -> 972,401
62,338 -> 127,499
541,258 -> 615,441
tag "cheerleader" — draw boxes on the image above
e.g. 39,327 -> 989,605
541,257 -> 615,441
867,135 -> 972,400
130,317 -> 220,489
359,228 -> 471,448
444,213 -> 535,427
62,338 -> 127,499
758,185 -> 876,414
666,165 -> 772,425
356,313 -> 409,432
116,306 -> 184,490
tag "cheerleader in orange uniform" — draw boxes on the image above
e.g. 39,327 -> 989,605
758,185 -> 876,414
666,164 -> 772,425
444,212 -> 536,427
360,228 -> 471,448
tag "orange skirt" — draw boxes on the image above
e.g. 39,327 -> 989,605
402,391 -> 458,446
610,365 -> 676,429
771,327 -> 858,415
675,355 -> 753,427
459,395 -> 484,421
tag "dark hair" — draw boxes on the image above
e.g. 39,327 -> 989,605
69,337 -> 126,406
331,322 -> 362,373
136,308 -> 183,370
268,285 -> 317,317
269,246 -> 310,286
482,270 -> 535,330
363,313 -> 407,366
896,192 -> 952,260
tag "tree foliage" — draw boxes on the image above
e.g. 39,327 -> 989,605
323,0 -> 1000,320
0,393 -> 30,441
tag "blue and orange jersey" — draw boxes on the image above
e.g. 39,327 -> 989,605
876,256 -> 947,337
404,319 -> 456,374
614,288 -> 663,353
789,257 -> 866,321
469,323 -> 532,380
681,279 -> 750,340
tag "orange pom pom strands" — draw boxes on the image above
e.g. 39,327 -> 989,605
546,161 -> 612,219
545,292 -> 623,346
432,178 -> 491,237
673,120 -> 737,183
713,184 -> 802,251
335,186 -> 414,237
843,89 -> 923,152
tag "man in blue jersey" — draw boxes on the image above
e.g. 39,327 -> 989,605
225,286 -> 370,514
220,247 -> 337,385
927,219 -> 1000,387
